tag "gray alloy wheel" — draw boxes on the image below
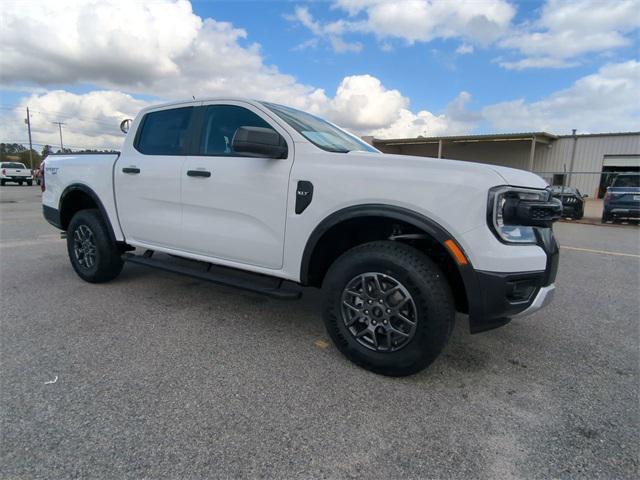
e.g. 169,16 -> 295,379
341,272 -> 417,352
72,224 -> 97,269
66,209 -> 124,283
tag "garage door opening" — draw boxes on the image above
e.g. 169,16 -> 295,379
598,155 -> 640,198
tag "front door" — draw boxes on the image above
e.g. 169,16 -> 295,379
180,102 -> 293,269
115,106 -> 194,248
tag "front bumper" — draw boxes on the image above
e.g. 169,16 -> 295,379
466,227 -> 559,333
512,285 -> 555,318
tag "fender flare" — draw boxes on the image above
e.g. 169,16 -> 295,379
59,183 -> 118,244
300,203 -> 475,281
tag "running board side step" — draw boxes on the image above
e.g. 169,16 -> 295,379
122,253 -> 302,300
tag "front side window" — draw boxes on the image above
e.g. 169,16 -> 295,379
136,107 -> 193,155
199,105 -> 274,156
261,101 -> 378,154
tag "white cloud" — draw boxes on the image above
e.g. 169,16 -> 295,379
456,44 -> 474,55
325,75 -> 408,130
285,6 -> 362,53
498,0 -> 640,69
483,60 -> 640,133
319,76 -> 480,138
0,0 -> 325,109
0,90 -> 149,150
332,0 -> 515,45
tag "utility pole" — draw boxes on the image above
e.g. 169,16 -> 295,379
24,107 -> 34,169
567,128 -> 578,187
52,121 -> 65,151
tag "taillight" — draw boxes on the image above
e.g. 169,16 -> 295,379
604,191 -> 611,201
1,168 -> 5,175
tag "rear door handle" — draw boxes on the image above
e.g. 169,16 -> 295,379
122,167 -> 140,174
187,170 -> 211,178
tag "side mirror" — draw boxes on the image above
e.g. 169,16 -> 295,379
232,126 -> 287,159
120,118 -> 133,134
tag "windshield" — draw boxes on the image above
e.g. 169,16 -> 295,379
612,175 -> 639,188
1,162 -> 26,169
261,102 -> 378,154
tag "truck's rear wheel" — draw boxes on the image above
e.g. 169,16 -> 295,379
67,209 -> 123,283
322,241 -> 455,377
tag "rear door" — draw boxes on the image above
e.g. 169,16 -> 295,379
115,105 -> 195,248
179,102 -> 293,269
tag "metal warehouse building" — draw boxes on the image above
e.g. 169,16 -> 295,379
366,131 -> 640,198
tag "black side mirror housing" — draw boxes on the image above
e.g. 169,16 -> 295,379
232,126 -> 287,159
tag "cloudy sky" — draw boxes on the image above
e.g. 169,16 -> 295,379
1,0 -> 639,150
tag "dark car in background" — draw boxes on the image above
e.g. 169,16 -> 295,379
551,186 -> 585,220
602,174 -> 640,223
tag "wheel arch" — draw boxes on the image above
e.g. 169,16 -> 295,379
59,183 -> 117,244
300,204 -> 478,314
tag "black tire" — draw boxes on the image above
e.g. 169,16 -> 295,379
18,181 -> 23,186
0,180 -> 5,186
27,180 -> 33,186
66,209 -> 123,283
322,241 -> 455,377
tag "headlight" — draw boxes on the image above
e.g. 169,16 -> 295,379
488,186 -> 552,244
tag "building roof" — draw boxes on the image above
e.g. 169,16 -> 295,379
372,132 -> 557,145
372,131 -> 640,145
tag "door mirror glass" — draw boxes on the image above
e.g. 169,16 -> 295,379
120,118 -> 133,134
232,126 -> 287,159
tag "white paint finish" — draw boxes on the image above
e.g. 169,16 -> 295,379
459,224 -> 547,272
42,97 -> 552,283
41,153 -> 124,241
114,152 -> 184,249
180,102 -> 295,269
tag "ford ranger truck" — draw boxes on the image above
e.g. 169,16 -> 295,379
42,98 -> 561,376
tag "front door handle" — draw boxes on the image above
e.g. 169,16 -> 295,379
187,170 -> 211,178
122,167 -> 140,174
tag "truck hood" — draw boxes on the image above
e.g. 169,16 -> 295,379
353,152 -> 549,190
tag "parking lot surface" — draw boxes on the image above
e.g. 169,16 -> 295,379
1,185 -> 638,479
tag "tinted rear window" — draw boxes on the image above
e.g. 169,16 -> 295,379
612,175 -> 639,188
1,162 -> 26,169
136,107 -> 193,155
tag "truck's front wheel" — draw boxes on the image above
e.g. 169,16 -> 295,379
67,209 -> 123,283
322,241 -> 455,377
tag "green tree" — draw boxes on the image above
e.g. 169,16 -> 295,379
41,145 -> 53,157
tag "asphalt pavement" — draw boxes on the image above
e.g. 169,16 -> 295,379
1,185 -> 638,479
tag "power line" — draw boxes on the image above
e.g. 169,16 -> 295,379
0,104 -> 130,129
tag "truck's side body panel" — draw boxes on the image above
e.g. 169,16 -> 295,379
42,153 -> 124,241
179,100 -> 296,269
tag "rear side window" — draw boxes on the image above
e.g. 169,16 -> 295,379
135,107 -> 193,155
199,105 -> 273,156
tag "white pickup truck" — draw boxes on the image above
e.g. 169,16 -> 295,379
1,162 -> 33,186
42,98 -> 561,376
